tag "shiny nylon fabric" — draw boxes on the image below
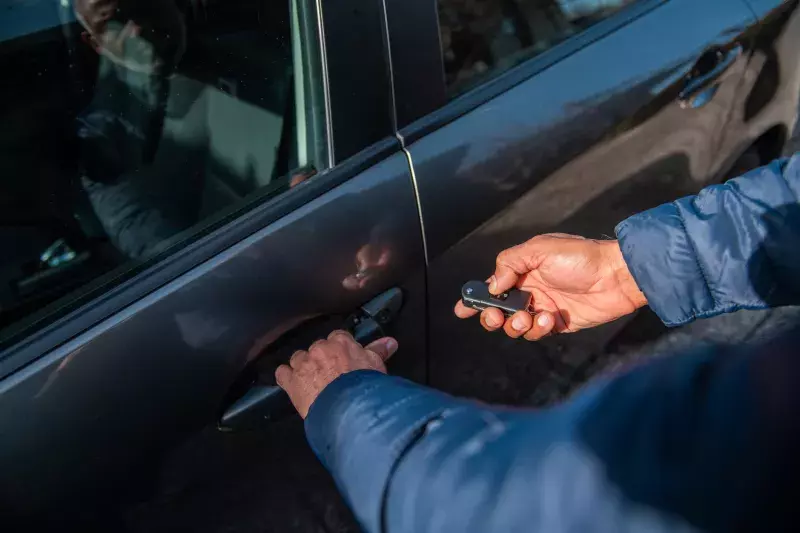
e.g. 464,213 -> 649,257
304,155 -> 800,533
306,328 -> 799,533
617,155 -> 800,326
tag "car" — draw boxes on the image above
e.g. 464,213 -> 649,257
1,0 -> 798,526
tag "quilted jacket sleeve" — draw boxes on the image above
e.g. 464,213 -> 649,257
305,327 -> 800,533
616,154 -> 800,326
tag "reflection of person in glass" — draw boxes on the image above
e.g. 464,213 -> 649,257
74,0 -> 188,259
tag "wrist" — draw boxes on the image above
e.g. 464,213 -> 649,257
605,240 -> 648,309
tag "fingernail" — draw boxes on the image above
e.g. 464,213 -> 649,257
486,314 -> 500,327
537,314 -> 550,327
512,316 -> 527,331
385,338 -> 398,355
488,275 -> 497,293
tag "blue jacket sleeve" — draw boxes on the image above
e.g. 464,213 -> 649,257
615,154 -> 800,326
305,329 -> 800,533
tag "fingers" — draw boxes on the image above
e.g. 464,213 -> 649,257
499,310 -> 556,340
289,350 -> 308,369
490,244 -> 537,295
275,364 -> 293,389
326,329 -> 398,362
489,267 -> 520,296
491,235 -> 575,295
365,337 -> 399,362
524,312 -> 555,341
454,299 -> 479,319
328,329 -> 355,343
503,311 -> 533,338
480,307 -> 505,332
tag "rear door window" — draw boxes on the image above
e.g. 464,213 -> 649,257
438,0 -> 638,95
0,0 -> 327,341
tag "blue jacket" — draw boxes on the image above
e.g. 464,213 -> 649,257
305,155 -> 800,533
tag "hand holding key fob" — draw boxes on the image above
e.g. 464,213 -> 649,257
461,280 -> 532,317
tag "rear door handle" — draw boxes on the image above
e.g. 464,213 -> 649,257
679,44 -> 743,109
218,288 -> 404,431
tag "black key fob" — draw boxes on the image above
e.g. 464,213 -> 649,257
461,280 -> 532,317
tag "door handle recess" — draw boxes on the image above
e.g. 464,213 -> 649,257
679,44 -> 743,109
218,288 -> 404,431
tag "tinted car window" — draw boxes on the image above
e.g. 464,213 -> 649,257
0,0 -> 326,340
438,0 -> 638,94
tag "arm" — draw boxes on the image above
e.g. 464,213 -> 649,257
304,331 -> 800,533
456,154 -> 800,337
617,154 -> 800,326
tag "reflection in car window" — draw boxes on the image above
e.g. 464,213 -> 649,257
0,0 -> 326,340
438,0 -> 638,95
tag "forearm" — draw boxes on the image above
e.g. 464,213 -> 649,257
306,330 -> 799,533
617,154 -> 800,326
304,371 -> 464,533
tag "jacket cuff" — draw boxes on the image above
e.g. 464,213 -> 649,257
616,203 -> 715,326
305,370 -> 455,533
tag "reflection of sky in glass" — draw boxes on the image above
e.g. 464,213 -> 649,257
1,0 -> 73,44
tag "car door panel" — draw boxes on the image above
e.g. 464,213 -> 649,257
0,151 -> 426,514
399,0 -> 755,402
716,0 -> 800,171
746,0 -> 791,19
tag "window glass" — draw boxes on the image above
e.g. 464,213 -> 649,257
438,0 -> 638,94
0,0 -> 327,339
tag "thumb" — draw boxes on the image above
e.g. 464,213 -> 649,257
490,245 -> 532,294
490,264 -> 521,295
491,240 -> 549,295
365,337 -> 399,362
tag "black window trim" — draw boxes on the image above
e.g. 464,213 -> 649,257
324,0 -> 395,162
389,0 -> 669,144
0,0 -> 397,378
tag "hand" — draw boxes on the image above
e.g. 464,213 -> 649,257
275,331 -> 398,418
454,234 -> 647,340
75,0 -> 118,36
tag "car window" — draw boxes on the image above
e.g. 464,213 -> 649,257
0,0 -> 327,341
438,0 -> 639,95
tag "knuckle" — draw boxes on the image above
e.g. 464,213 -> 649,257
308,341 -> 327,357
275,365 -> 291,385
289,350 -> 306,365
329,330 -> 355,345
496,248 -> 512,265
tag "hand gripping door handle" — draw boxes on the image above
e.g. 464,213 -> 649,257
218,288 -> 403,431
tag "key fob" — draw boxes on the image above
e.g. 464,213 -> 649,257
461,280 -> 532,317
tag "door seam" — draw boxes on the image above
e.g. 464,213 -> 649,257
399,140 -> 429,266
399,137 -> 432,387
380,0 -> 399,132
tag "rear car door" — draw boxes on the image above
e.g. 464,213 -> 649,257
385,0 -> 757,402
0,0 -> 425,521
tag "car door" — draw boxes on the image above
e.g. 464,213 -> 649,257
384,0 -> 757,403
715,0 -> 800,172
0,0 -> 426,522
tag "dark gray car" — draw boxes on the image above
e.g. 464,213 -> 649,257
1,0 -> 798,526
